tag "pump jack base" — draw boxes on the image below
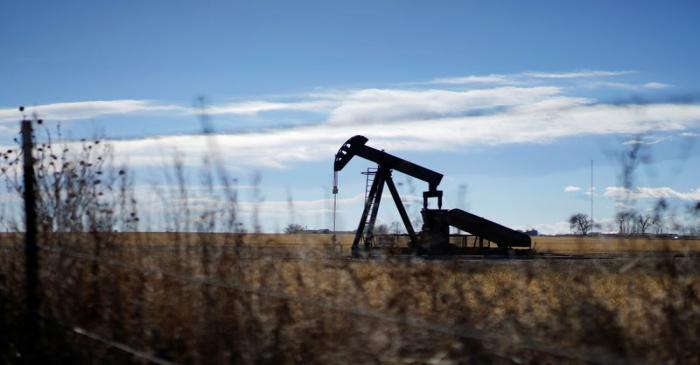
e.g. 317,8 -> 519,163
351,244 -> 535,259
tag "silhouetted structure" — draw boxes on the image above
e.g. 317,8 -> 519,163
525,229 -> 539,236
333,135 -> 531,254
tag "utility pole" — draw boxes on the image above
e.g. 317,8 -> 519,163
21,118 -> 39,356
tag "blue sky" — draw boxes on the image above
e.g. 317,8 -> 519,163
1,0 -> 699,233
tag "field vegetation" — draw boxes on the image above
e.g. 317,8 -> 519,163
1,126 -> 699,364
2,233 -> 700,364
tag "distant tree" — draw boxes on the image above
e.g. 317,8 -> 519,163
636,213 -> 653,234
652,216 -> 664,234
374,224 -> 389,235
390,221 -> 402,235
568,213 -> 592,236
651,200 -> 667,235
616,211 -> 635,234
284,223 -> 304,234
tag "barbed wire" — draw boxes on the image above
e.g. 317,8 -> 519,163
0,292 -> 174,365
40,313 -> 176,365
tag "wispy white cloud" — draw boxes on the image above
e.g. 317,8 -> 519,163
429,74 -> 511,85
524,221 -> 571,235
325,86 -> 564,125
0,70 -> 669,125
562,186 -> 597,196
604,186 -> 700,201
98,100 -> 700,169
0,99 -> 334,123
522,70 -> 633,79
585,81 -> 672,91
2,70 -> 698,169
0,100 -> 185,123
643,82 -> 671,89
614,201 -> 636,210
206,100 -> 334,116
236,193 -> 365,215
429,70 -> 632,85
622,136 -> 669,145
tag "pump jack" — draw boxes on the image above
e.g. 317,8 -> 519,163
333,135 -> 531,254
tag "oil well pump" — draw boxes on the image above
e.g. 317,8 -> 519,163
333,135 -> 531,254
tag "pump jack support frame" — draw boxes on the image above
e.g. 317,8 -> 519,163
352,167 -> 417,251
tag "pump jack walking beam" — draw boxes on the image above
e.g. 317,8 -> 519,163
334,136 -> 443,192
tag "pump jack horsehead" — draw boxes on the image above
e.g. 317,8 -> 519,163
332,135 -> 531,255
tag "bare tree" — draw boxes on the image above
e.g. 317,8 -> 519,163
636,213 -> 653,234
652,216 -> 664,234
374,224 -> 389,235
651,199 -> 668,235
616,211 -> 635,234
390,221 -> 402,235
0,126 -> 137,235
568,213 -> 592,236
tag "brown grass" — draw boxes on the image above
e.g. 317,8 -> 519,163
1,233 -> 699,364
531,235 -> 700,254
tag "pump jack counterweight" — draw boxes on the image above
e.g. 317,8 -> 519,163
333,135 -> 531,255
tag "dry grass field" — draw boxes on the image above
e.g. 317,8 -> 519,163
2,232 -> 699,364
73,232 -> 699,253
531,235 -> 700,254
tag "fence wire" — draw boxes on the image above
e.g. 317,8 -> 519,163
39,312 -> 176,365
